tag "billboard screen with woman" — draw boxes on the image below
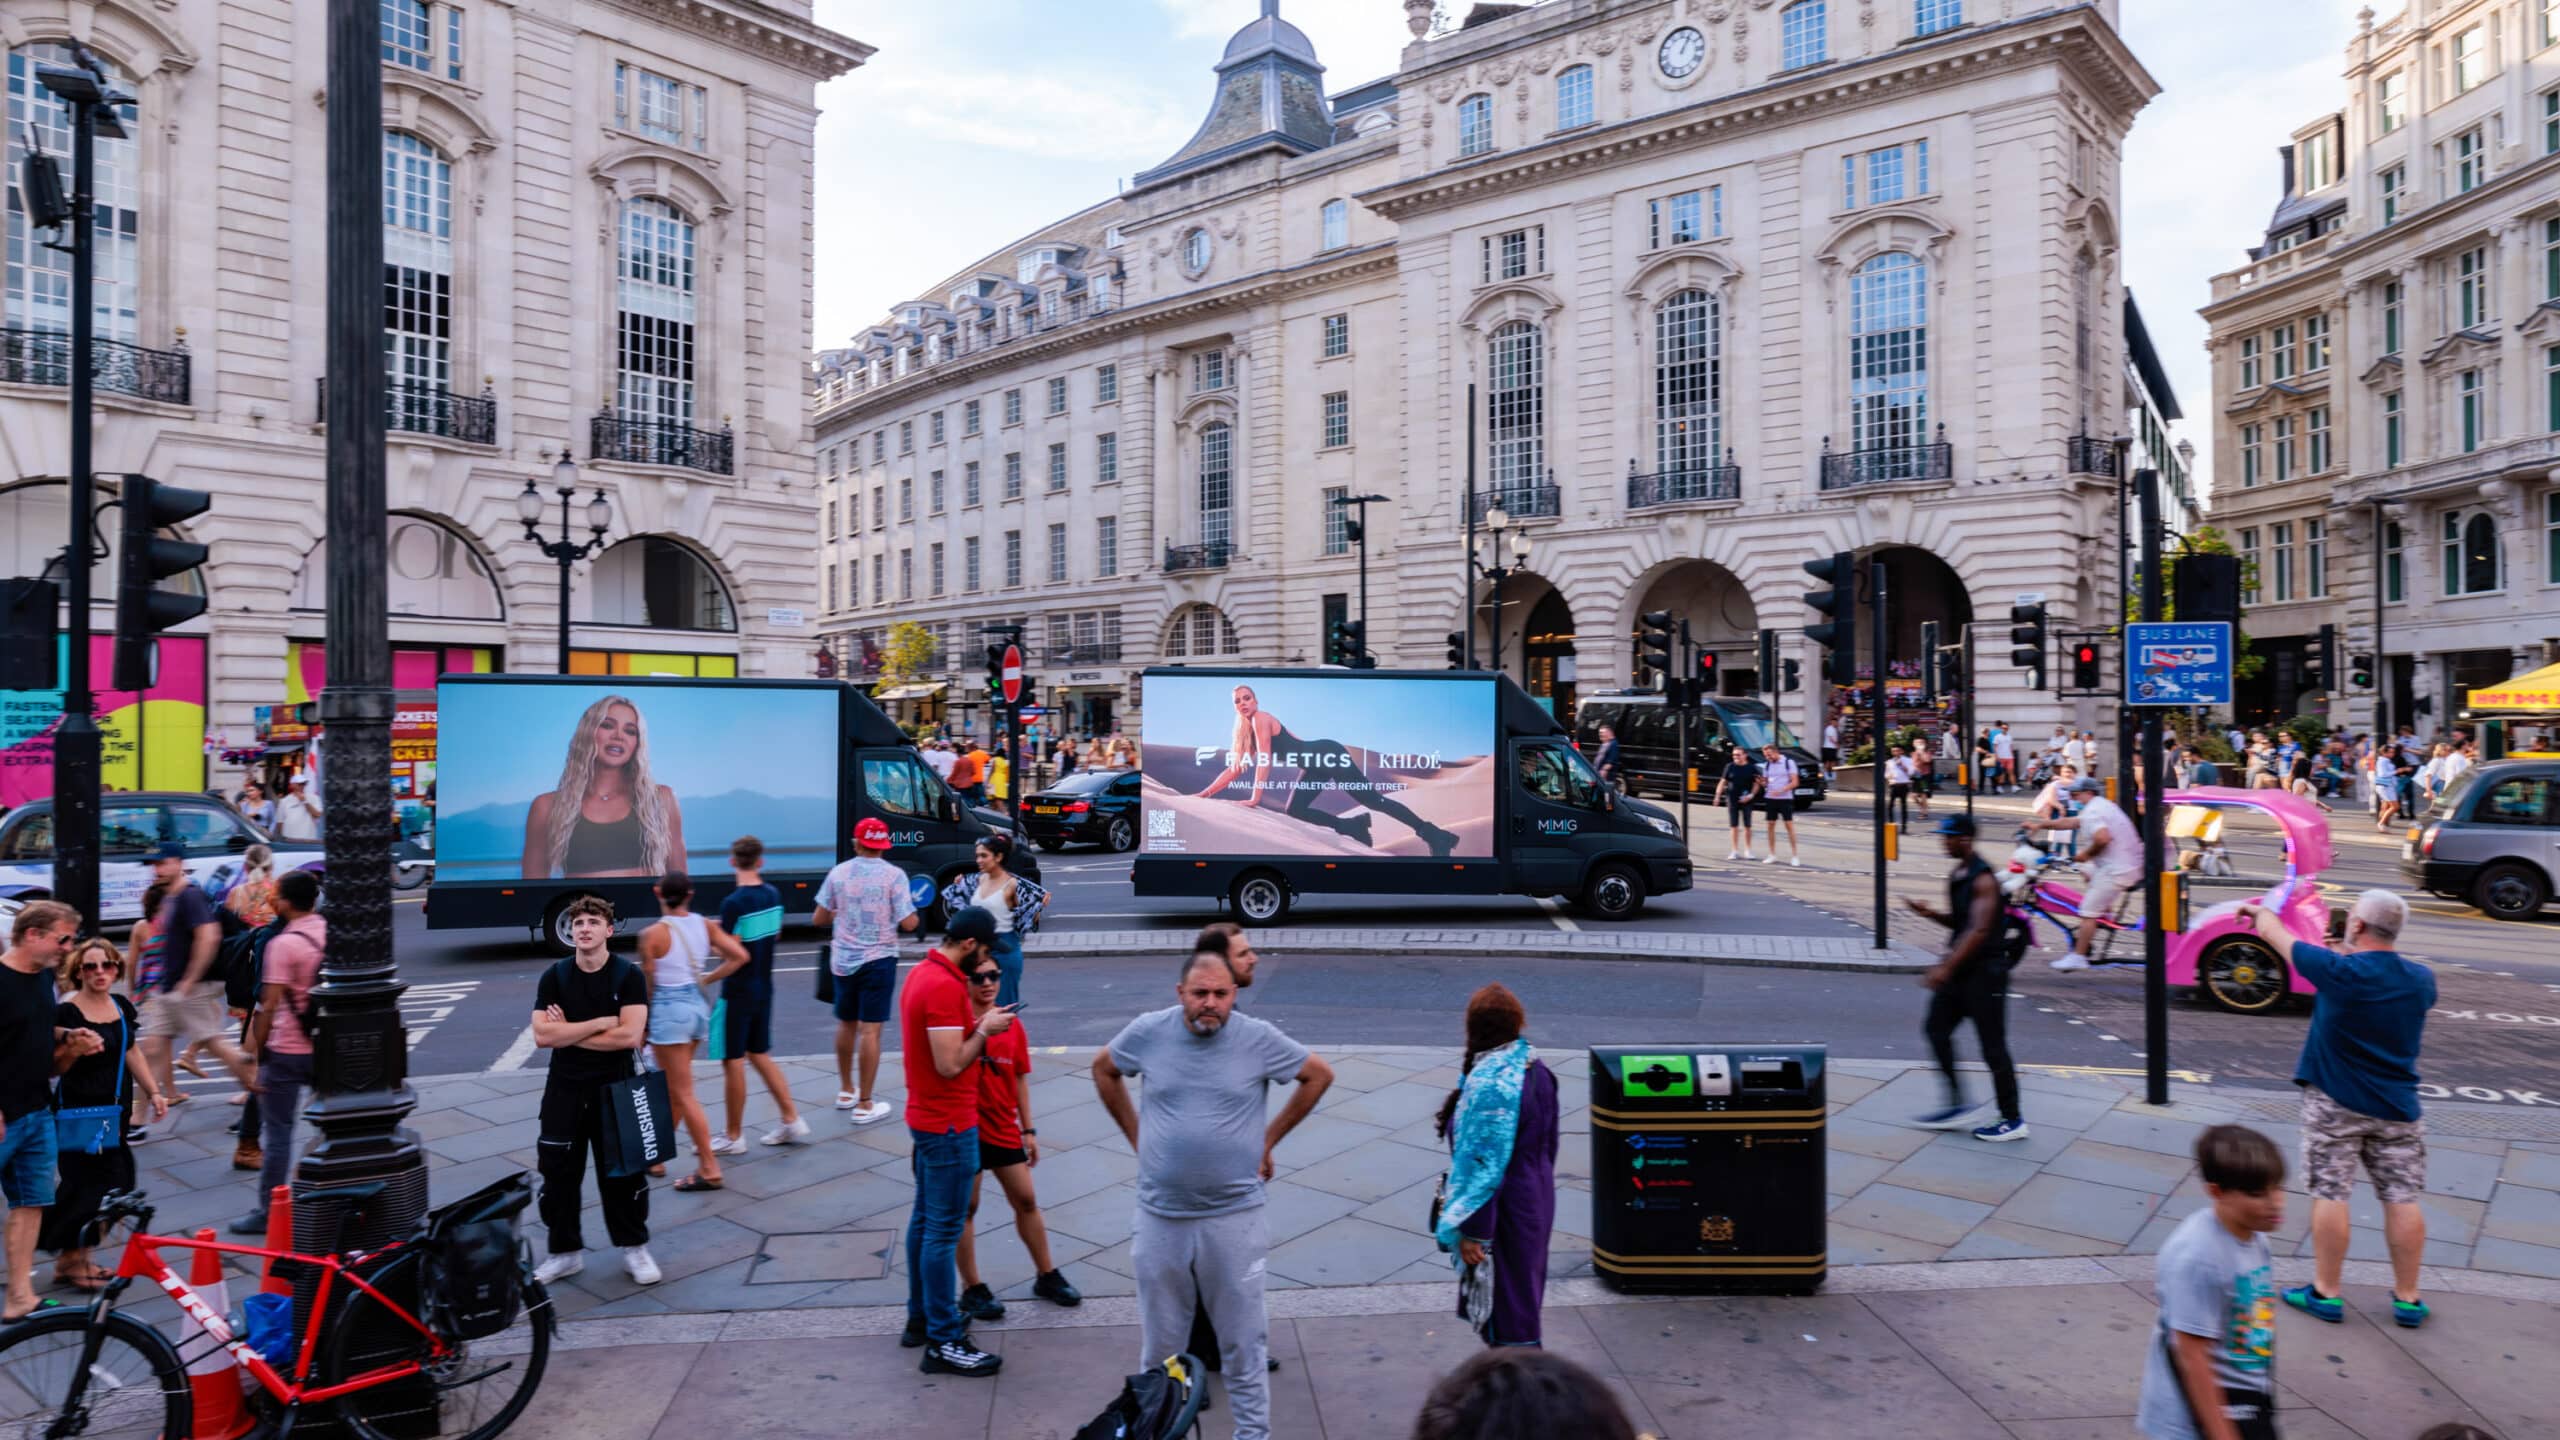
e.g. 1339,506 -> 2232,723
1139,673 -> 1497,859
434,680 -> 839,881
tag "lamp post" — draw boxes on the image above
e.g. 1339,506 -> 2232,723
518,456 -> 613,672
1472,507 -> 1533,684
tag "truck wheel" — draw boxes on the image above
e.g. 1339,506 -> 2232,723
539,896 -> 604,957
1229,871 -> 1290,925
925,868 -> 967,932
1580,863 -> 1645,922
2473,863 -> 2550,921
1104,816 -> 1136,853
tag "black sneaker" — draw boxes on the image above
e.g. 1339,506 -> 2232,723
900,1316 -> 928,1348
959,1283 -> 1006,1321
1032,1269 -> 1082,1308
920,1339 -> 1001,1377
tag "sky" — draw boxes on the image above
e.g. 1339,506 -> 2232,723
809,0 -> 2383,499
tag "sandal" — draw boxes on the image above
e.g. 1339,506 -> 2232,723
1,1299 -> 63,1322
672,1173 -> 723,1193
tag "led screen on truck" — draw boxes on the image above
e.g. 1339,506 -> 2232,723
1139,673 -> 1496,860
435,681 -> 839,881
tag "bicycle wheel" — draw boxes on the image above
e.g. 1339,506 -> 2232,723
0,1307 -> 193,1440
325,1266 -> 552,1440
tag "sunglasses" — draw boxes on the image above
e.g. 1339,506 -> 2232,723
965,971 -> 1001,985
80,959 -> 120,973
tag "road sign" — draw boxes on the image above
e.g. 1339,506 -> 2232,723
2125,621 -> 2233,707
1000,644 -> 1024,705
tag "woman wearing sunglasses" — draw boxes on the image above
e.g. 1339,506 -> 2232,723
952,960 -> 1080,1320
45,939 -> 167,1291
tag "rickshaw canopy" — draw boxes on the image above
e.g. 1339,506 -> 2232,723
2165,785 -> 2333,876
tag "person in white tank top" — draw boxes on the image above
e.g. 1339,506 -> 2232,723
641,873 -> 744,1191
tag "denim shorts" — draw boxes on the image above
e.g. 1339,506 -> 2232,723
646,984 -> 710,1047
0,1110 -> 60,1209
833,959 -> 897,1025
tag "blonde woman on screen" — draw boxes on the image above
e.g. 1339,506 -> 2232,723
523,695 -> 685,878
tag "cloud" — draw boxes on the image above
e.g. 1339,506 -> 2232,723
1152,0 -> 1413,82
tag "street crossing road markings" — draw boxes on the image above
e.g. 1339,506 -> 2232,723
400,980 -> 479,1051
2429,1008 -> 2560,1026
2415,1083 -> 2560,1106
1534,897 -> 1583,934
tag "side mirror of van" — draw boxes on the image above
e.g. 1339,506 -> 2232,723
1600,785 -> 1617,812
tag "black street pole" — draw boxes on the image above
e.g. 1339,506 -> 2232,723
2115,439 -> 2136,810
2138,466 -> 2170,1107
1960,622 -> 1975,828
1463,384 -> 1477,671
44,55 -> 110,935
2369,499 -> 2390,742
1489,561 -> 1505,681
299,0 -> 427,1250
1676,622 -> 1692,846
556,489 -> 575,671
1870,560 -> 1889,951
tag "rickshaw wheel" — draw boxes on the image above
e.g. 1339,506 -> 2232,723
2198,936 -> 2290,1015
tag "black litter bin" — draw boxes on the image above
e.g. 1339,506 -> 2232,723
1589,1044 -> 1826,1294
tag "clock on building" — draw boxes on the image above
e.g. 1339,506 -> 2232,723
1658,26 -> 1706,80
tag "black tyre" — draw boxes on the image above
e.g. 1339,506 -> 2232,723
924,868 -> 967,932
1229,871 -> 1290,925
1580,862 -> 1645,922
2473,863 -> 2550,922
2197,936 -> 2289,1014
1104,816 -> 1136,853
0,1307 -> 193,1440
538,896 -> 606,958
328,1265 -> 554,1440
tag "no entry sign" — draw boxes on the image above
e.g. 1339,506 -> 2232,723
1001,644 -> 1024,706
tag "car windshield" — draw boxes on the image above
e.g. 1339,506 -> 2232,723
1048,770 -> 1121,795
2433,767 -> 2480,817
1722,709 -> 1804,754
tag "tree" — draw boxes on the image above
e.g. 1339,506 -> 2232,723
881,620 -> 939,681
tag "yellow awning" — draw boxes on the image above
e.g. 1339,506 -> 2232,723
2468,662 -> 2560,711
874,682 -> 949,702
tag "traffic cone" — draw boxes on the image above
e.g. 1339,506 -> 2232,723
257,1187 -> 294,1297
185,1229 -> 255,1440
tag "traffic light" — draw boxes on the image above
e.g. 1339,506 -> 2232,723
2070,639 -> 2102,691
1937,646 -> 1964,698
2305,623 -> 2337,692
2350,652 -> 2374,688
1638,609 -> 1677,686
1800,551 -> 1856,687
1919,621 -> 1941,705
1324,619 -> 1351,667
1446,632 -> 1466,669
1342,618 -> 1371,669
1780,657 -> 1802,692
114,475 -> 210,692
1756,628 -> 1777,693
2007,602 -> 2048,691
1695,649 -> 1718,701
984,643 -> 1005,696
3,578 -> 58,691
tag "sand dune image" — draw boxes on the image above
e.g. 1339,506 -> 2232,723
1140,749 -> 1497,860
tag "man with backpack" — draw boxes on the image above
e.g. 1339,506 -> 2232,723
1901,814 -> 2029,1142
136,845 -> 257,1152
227,870 -> 322,1234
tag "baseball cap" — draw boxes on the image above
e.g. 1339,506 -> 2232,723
2069,776 -> 2103,795
944,905 -> 998,948
1934,814 -> 1976,838
853,817 -> 892,849
153,842 -> 187,861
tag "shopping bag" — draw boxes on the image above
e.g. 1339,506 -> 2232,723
596,1069 -> 674,1178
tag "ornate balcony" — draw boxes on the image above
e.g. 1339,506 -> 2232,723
2065,434 -> 2120,477
316,379 -> 496,445
1469,481 -> 1562,522
1627,456 -> 1742,510
1818,427 -> 1953,491
1050,641 -> 1124,665
1,328 -> 190,405
590,411 -> 735,475
1163,541 -> 1232,573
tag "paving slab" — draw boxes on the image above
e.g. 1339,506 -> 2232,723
1283,1136 -> 1451,1205
2481,1182 -> 2560,1250
1860,1282 -> 2158,1422
1878,1141 -> 2046,1206
1941,1219 -> 2116,1262
1582,1294 -> 2003,1434
1832,1183 -> 1997,1248
1266,1214 -> 1440,1288
2039,1138 -> 2195,1195
2270,1306 -> 2503,1440
1994,1174 -> 2164,1246
498,1340 -> 706,1440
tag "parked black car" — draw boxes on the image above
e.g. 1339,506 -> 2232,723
1574,696 -> 1827,808
1018,768 -> 1142,852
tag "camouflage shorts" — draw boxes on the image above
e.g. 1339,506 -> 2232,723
2300,1085 -> 2427,1204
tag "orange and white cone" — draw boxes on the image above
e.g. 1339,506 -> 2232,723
185,1229 -> 256,1440
257,1187 -> 294,1297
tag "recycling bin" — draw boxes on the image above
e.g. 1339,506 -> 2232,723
1588,1044 -> 1827,1295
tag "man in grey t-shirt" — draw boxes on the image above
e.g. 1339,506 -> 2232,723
1094,949 -> 1332,1440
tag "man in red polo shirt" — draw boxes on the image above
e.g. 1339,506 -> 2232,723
898,905 -> 1010,1376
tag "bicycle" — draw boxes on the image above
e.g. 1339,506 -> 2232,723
0,1173 -> 552,1440
1995,835 -> 2142,967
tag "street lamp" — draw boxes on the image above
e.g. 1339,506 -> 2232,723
520,455 -> 613,672
1473,507 -> 1533,683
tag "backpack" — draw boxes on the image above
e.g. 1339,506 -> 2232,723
220,913 -> 290,1014
422,1173 -> 534,1341
1071,1362 -> 1197,1440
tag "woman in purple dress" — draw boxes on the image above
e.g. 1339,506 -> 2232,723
1433,984 -> 1559,1347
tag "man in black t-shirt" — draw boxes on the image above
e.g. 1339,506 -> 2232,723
530,896 -> 657,1286
1901,814 -> 2027,1144
1711,746 -> 1762,862
706,836 -> 807,1151
135,845 -> 256,1145
3,901 -> 104,1320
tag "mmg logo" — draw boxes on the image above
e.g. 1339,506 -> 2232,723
1536,818 -> 1578,836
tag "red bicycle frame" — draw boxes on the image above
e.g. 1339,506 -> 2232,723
112,1227 -> 448,1406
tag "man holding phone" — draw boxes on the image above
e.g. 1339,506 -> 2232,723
898,906 -> 1010,1378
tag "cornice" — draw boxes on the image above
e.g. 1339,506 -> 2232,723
594,0 -> 871,81
815,245 -> 1400,428
1357,7 -> 2156,223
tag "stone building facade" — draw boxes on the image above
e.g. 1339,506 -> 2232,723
2200,0 -> 2560,732
815,0 -> 2157,749
2,0 -> 866,800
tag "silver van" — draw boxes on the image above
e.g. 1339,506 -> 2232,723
2400,759 -> 2559,920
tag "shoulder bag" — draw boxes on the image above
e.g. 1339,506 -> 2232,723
54,1010 -> 131,1154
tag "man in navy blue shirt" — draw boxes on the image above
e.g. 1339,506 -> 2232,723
2236,888 -> 2436,1331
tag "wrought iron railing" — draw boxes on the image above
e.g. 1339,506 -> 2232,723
1050,642 -> 1125,664
1818,427 -> 1953,490
2065,435 -> 2119,477
1,328 -> 191,405
1627,457 -> 1743,509
590,412 -> 735,475
1469,482 -> 1562,522
317,379 -> 496,444
1163,542 -> 1232,573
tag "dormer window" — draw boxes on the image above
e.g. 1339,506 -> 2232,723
1017,247 -> 1065,284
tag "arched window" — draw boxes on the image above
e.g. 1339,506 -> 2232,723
586,536 -> 735,631
6,44 -> 140,341
1458,94 -> 1494,157
1164,604 -> 1239,658
1199,420 -> 1234,550
1,481 -> 203,600
384,131 -> 454,407
2441,511 -> 2500,596
1655,289 -> 1722,474
1849,253 -> 1928,461
293,514 -> 501,619
1487,320 -> 1545,500
1781,0 -> 1829,69
1556,65 -> 1594,130
1320,198 -> 1348,251
616,198 -> 698,440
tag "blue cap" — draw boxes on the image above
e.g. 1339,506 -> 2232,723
1934,814 -> 1976,838
153,842 -> 187,861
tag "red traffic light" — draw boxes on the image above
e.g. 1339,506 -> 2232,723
2075,645 -> 2097,663
1697,652 -> 1718,675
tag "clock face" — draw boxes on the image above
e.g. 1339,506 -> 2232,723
1659,26 -> 1706,79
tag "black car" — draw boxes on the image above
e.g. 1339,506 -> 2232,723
1018,768 -> 1142,852
1575,696 -> 1827,808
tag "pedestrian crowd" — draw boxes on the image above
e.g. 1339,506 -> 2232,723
2187,723 -> 2479,832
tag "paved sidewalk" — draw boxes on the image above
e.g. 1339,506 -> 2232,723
122,1048 -> 2560,1438
1030,925 -> 1936,972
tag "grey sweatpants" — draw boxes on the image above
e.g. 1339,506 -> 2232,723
1132,1206 -> 1271,1440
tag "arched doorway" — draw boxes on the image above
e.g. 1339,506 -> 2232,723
1630,560 -> 1759,696
582,536 -> 736,632
1474,572 -> 1575,710
1827,545 -> 1974,747
1521,590 -> 1579,718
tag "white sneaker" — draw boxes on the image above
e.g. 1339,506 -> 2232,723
623,1246 -> 662,1285
849,1100 -> 893,1126
533,1251 -> 584,1284
1760,854 -> 1776,864
762,1117 -> 814,1146
707,1133 -> 747,1155
2050,952 -> 2091,972
1789,857 -> 1802,867
1725,851 -> 1743,861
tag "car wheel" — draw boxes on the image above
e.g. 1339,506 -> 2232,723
2197,936 -> 2289,1015
1580,862 -> 1645,922
2473,863 -> 2551,922
1230,871 -> 1290,925
541,896 -> 605,958
1105,816 -> 1136,853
